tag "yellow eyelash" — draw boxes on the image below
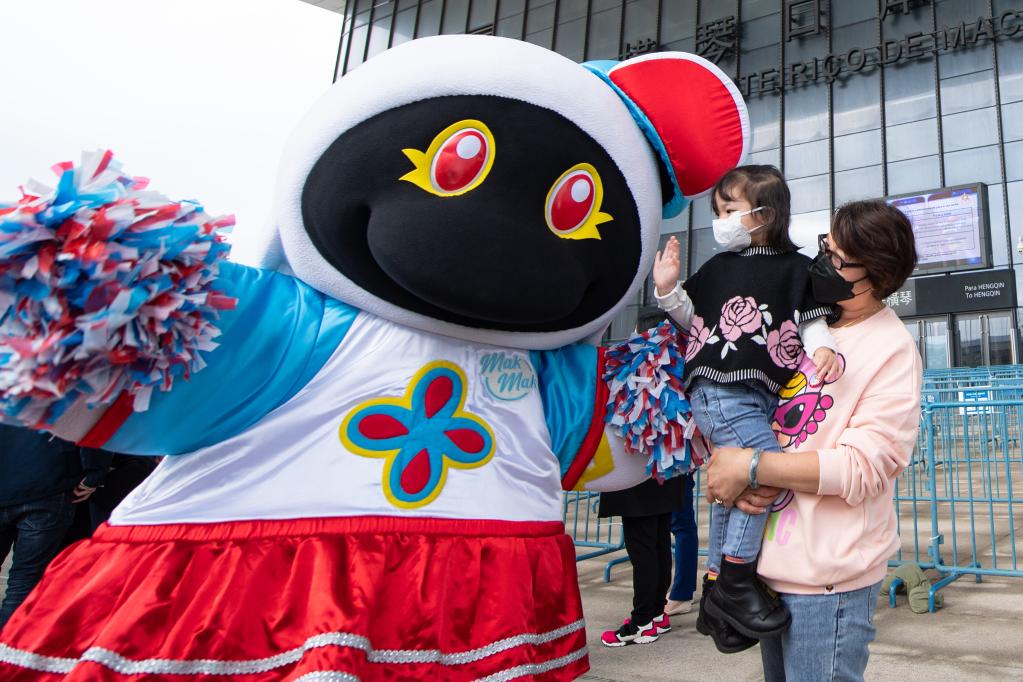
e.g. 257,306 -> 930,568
400,119 -> 495,197
544,162 -> 613,240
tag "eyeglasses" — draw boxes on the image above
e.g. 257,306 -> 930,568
818,234 -> 865,270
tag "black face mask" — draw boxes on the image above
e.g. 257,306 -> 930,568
809,253 -> 868,303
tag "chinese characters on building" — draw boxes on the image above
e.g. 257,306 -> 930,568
785,0 -> 827,41
881,0 -> 931,22
695,16 -> 737,64
884,290 -> 914,310
620,37 -> 659,60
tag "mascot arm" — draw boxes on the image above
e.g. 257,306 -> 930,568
530,321 -> 703,493
78,262 -> 358,455
0,153 -> 357,455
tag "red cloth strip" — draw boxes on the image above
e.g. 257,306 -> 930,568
78,391 -> 133,448
95,516 -> 568,543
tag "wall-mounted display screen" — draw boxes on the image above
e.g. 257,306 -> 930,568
885,183 -> 991,275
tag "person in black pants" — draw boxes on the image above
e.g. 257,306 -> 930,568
62,450 -> 159,547
85,452 -> 159,530
598,475 -> 686,646
598,306 -> 690,647
0,425 -> 109,628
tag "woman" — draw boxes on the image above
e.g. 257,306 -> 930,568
706,199 -> 922,681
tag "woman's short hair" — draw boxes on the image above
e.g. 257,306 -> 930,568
831,200 -> 918,299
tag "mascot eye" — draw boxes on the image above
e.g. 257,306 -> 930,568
544,163 -> 613,241
400,120 -> 495,197
433,130 -> 488,192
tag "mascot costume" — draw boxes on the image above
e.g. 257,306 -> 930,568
0,36 -> 747,680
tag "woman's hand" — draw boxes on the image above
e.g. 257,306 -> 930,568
708,446 -> 784,510
653,236 -> 682,296
706,445 -> 754,506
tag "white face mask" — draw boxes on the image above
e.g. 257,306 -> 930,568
712,207 -> 765,252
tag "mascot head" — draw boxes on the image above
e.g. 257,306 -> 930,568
267,35 -> 748,349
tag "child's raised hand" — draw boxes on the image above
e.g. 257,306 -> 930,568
812,347 -> 843,384
653,236 -> 681,296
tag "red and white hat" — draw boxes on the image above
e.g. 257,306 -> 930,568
584,52 -> 751,217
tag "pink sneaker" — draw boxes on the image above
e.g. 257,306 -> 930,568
623,613 -> 671,634
600,619 -> 660,647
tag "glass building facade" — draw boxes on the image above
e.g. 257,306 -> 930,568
335,0 -> 1023,368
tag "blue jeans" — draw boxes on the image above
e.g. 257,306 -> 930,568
0,491 -> 75,628
761,581 -> 883,682
669,473 -> 697,601
688,378 -> 782,573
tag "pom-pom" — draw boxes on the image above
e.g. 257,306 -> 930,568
0,150 -> 236,426
603,320 -> 703,479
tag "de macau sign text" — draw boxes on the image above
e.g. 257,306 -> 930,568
736,9 -> 1023,98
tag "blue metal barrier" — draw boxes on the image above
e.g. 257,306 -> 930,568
563,474 -> 712,583
903,394 -> 1023,611
561,491 -> 625,575
879,376 -> 1023,611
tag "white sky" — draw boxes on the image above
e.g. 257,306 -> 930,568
0,0 -> 341,264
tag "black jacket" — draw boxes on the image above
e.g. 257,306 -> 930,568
597,475 -> 686,518
0,425 -> 111,506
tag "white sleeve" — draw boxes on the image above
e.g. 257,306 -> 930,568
654,282 -> 694,328
799,317 -> 836,357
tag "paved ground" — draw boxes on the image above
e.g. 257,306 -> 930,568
576,552 -> 1023,681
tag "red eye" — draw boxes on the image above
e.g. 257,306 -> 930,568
547,170 -> 596,233
431,129 -> 489,193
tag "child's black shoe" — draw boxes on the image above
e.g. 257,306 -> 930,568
704,560 -> 791,638
695,575 -> 758,654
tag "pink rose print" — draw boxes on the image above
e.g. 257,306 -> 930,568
686,315 -> 711,362
719,296 -> 763,342
767,320 -> 804,369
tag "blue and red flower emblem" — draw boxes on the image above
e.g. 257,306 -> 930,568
340,361 -> 495,508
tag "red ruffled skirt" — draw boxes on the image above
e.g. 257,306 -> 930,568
0,516 -> 588,681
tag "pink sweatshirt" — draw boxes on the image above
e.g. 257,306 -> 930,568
758,307 -> 922,595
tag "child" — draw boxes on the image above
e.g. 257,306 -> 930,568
653,165 -> 841,652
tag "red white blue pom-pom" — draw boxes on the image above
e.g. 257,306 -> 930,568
603,320 -> 703,479
0,151 -> 236,427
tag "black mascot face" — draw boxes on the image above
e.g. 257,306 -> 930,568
301,95 -> 642,332
270,36 -> 749,350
